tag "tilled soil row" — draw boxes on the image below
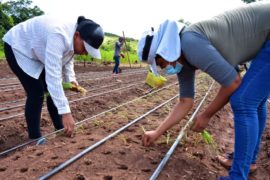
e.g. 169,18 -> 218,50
0,83 -> 180,179
0,69 -> 147,103
0,73 -> 216,180
0,61 -> 269,180
0,72 -> 149,113
0,74 -> 178,152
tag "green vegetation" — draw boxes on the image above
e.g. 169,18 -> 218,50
0,51 -> 4,59
0,0 -> 139,63
0,0 -> 44,60
242,0 -> 256,3
76,33 -> 139,64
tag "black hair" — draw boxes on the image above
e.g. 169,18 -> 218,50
77,16 -> 85,24
75,16 -> 104,49
77,16 -> 94,25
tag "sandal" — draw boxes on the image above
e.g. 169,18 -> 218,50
217,152 -> 257,173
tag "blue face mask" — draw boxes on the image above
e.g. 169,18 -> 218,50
164,62 -> 183,75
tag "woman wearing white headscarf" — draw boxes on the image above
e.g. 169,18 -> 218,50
138,2 -> 270,180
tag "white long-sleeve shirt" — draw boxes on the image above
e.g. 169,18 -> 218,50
3,15 -> 77,114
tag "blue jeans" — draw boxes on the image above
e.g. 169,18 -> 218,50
229,40 -> 270,180
113,55 -> 120,74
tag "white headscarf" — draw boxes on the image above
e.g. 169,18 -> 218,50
138,19 -> 185,75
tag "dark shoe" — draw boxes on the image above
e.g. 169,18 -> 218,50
217,176 -> 231,180
217,153 -> 257,173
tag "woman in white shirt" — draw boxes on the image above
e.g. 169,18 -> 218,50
2,15 -> 104,139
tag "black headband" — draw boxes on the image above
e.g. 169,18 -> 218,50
142,35 -> 154,61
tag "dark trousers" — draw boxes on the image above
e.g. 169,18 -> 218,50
113,55 -> 120,74
4,43 -> 63,139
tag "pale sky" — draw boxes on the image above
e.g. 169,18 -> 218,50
31,0 -> 246,39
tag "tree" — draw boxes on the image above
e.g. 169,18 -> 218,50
178,18 -> 191,26
241,0 -> 256,3
2,0 -> 44,25
0,3 -> 13,49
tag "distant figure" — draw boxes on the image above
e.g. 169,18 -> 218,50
113,37 -> 124,74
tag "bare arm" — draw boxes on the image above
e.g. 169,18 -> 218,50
192,74 -> 241,132
142,97 -> 193,146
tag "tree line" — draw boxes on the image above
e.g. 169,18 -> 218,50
0,0 -> 44,50
0,0 -> 256,53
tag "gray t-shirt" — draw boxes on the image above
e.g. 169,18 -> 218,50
187,2 -> 270,67
179,2 -> 270,98
114,41 -> 123,57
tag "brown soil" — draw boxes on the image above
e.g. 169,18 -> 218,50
0,61 -> 269,180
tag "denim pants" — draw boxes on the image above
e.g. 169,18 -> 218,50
113,55 -> 120,74
229,40 -> 270,180
4,43 -> 63,139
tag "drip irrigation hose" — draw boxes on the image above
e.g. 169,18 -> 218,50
0,81 -> 144,121
0,74 -> 148,112
0,70 -> 147,93
150,80 -> 215,180
39,95 -> 179,180
0,82 -> 178,157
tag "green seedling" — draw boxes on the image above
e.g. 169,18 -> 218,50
118,134 -> 128,145
201,130 -> 213,144
166,132 -> 171,145
92,119 -> 104,127
75,124 -> 86,133
201,130 -> 219,156
140,125 -> 146,133
62,82 -> 87,95
164,104 -> 171,114
62,82 -> 73,90
105,112 -> 113,116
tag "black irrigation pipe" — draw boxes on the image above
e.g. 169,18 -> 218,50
0,73 -> 145,107
0,75 -> 147,112
76,69 -> 146,82
0,77 -> 17,82
0,68 -> 145,85
0,81 -> 144,121
39,95 -> 179,180
0,82 -> 178,157
0,70 -> 147,93
0,82 -> 20,87
150,80 -> 215,180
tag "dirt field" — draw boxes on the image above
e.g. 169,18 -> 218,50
0,62 -> 269,180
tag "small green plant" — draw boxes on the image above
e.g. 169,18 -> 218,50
166,132 -> 171,145
201,130 -> 213,144
92,119 -> 104,127
118,134 -> 128,145
201,130 -> 219,155
140,125 -> 146,133
76,124 -> 86,133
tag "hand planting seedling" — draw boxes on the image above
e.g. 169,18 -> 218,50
62,82 -> 87,95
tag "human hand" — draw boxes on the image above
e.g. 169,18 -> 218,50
71,81 -> 79,87
142,130 -> 160,146
69,82 -> 87,95
62,113 -> 75,137
191,112 -> 211,132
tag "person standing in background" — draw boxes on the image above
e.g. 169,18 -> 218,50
113,37 -> 124,75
